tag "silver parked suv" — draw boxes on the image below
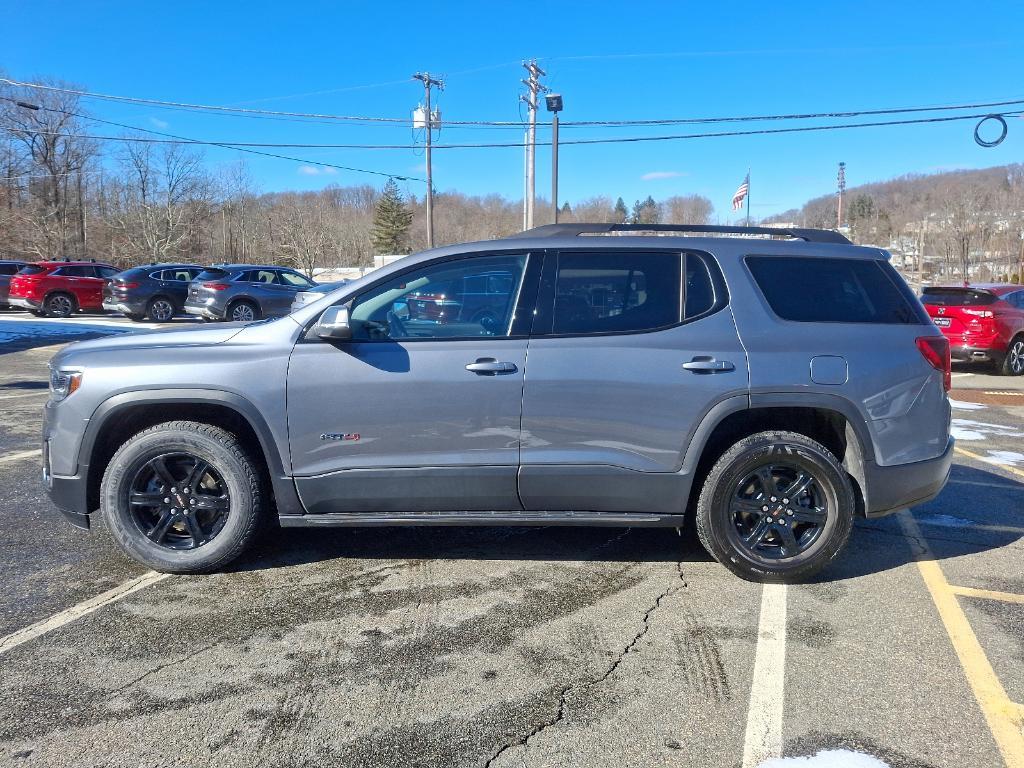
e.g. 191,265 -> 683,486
184,264 -> 316,322
42,224 -> 953,582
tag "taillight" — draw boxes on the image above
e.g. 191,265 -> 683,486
117,281 -> 140,289
916,336 -> 951,392
963,309 -> 994,318
203,282 -> 228,290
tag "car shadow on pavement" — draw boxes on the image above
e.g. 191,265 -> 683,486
229,463 -> 1022,581
820,462 -> 1023,582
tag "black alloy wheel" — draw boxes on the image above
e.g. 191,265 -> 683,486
127,452 -> 230,550
1001,338 -> 1024,376
727,464 -> 827,560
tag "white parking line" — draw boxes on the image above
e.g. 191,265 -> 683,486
0,448 -> 42,465
0,571 -> 170,655
741,583 -> 788,768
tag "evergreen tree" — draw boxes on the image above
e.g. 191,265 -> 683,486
630,196 -> 660,225
560,201 -> 572,217
614,197 -> 629,223
371,178 -> 414,254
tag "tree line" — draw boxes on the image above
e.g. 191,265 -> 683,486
0,76 -> 714,274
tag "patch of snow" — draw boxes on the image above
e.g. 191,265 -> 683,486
757,749 -> 891,768
950,418 -> 1024,442
986,450 -> 1024,467
948,398 -> 986,410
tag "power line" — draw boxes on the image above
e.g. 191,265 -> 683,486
3,78 -> 1023,128
0,97 -> 425,182
5,109 -> 1019,150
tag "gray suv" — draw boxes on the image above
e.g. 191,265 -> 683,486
184,264 -> 316,322
42,224 -> 953,582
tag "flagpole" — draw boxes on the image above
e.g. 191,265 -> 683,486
745,168 -> 751,227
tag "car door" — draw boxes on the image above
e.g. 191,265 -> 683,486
287,251 -> 540,514
518,249 -> 748,513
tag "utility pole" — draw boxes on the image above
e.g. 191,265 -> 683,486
546,94 -> 563,223
837,161 -> 846,230
413,72 -> 444,248
521,60 -> 547,230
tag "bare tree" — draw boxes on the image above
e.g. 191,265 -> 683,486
268,194 -> 334,277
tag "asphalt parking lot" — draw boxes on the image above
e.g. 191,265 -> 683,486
1,312 -> 1022,768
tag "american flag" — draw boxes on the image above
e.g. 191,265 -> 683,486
732,174 -> 749,211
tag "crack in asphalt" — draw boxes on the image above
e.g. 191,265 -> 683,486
109,640 -> 221,697
482,561 -> 687,768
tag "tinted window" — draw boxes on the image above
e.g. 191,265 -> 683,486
97,266 -> 119,279
0,264 -> 21,276
279,271 -> 314,288
747,256 -> 923,324
17,265 -> 46,276
162,268 -> 197,282
921,288 -> 998,307
53,265 -> 96,278
685,253 -> 716,318
552,251 -> 680,335
240,270 -> 278,284
196,268 -> 229,281
350,254 -> 527,341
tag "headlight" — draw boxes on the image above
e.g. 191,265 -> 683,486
49,367 -> 83,402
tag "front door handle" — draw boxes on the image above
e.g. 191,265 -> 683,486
682,358 -> 735,373
466,358 -> 518,375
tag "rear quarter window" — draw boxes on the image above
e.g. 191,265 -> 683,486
18,265 -> 48,276
746,256 -> 926,324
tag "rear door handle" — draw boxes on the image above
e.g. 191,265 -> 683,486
466,358 -> 518,375
682,358 -> 735,373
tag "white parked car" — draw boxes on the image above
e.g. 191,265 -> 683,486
289,281 -> 348,313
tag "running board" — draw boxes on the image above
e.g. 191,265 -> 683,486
278,510 -> 689,528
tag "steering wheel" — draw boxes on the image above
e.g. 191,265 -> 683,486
386,309 -> 409,339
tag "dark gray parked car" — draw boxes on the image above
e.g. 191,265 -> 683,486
102,264 -> 203,322
184,264 -> 316,322
42,224 -> 953,582
0,260 -> 29,309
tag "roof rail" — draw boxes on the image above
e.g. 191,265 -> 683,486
506,223 -> 851,245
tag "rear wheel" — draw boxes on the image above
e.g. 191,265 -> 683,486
695,431 -> 855,583
44,292 -> 76,318
146,297 -> 176,323
100,421 -> 265,574
228,300 -> 260,323
998,337 -> 1024,376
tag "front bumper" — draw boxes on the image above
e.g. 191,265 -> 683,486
9,296 -> 41,311
42,437 -> 91,529
862,436 -> 954,517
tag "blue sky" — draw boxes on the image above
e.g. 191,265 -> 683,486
3,0 -> 1023,219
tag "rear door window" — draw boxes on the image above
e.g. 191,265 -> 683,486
551,251 -> 681,335
53,265 -> 95,278
747,256 -> 926,324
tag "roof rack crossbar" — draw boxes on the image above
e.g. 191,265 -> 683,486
506,223 -> 851,245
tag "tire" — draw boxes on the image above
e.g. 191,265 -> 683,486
44,292 -> 76,318
100,421 -> 265,574
998,336 -> 1024,376
146,296 -> 176,323
695,430 -> 855,583
126,313 -> 146,322
228,300 -> 260,323
29,309 -> 45,317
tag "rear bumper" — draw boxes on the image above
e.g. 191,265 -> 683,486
9,296 -> 41,311
862,437 -> 954,517
102,298 -> 147,316
185,302 -> 224,320
950,344 -> 1003,364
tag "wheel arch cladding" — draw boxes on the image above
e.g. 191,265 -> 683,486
83,390 -> 302,516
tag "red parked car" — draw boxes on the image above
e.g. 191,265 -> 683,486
8,260 -> 120,318
920,283 -> 1024,375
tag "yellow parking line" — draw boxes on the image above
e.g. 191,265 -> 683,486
949,586 -> 1024,605
900,513 -> 1024,768
955,446 -> 1024,482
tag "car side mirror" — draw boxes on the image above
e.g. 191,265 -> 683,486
316,305 -> 353,341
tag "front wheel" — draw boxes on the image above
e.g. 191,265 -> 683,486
695,431 -> 855,583
998,337 -> 1024,376
100,421 -> 265,573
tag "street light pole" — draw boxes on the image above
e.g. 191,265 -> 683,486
545,94 -> 563,224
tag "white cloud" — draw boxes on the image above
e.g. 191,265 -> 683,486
298,165 -> 338,176
641,170 -> 686,181
149,117 -> 169,129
